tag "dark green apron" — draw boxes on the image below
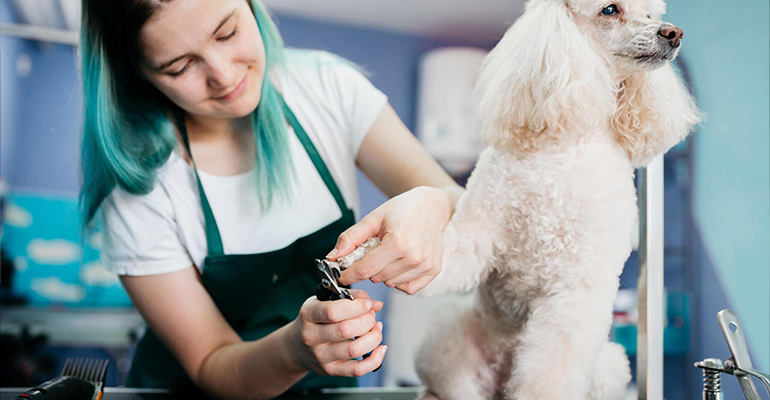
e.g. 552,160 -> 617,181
126,95 -> 358,394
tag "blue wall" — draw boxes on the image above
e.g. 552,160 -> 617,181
1,1 -> 82,193
667,0 -> 770,373
1,0 -> 20,184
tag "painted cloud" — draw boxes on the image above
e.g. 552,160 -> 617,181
31,277 -> 85,302
3,202 -> 33,228
27,239 -> 80,265
81,261 -> 119,286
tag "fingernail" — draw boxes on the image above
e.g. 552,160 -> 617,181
366,300 -> 373,310
382,345 -> 388,355
377,321 -> 383,330
326,248 -> 338,259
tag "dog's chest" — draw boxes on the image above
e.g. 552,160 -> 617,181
477,270 -> 534,329
477,144 -> 638,281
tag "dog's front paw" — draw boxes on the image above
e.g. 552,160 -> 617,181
416,389 -> 443,400
588,342 -> 631,400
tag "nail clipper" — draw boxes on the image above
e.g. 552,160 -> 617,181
314,237 -> 380,301
314,238 -> 382,368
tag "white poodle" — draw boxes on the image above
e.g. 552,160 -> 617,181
414,0 -> 701,399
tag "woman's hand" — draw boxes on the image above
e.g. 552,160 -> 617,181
331,186 -> 453,294
289,289 -> 387,377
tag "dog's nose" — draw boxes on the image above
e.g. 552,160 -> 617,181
659,26 -> 684,48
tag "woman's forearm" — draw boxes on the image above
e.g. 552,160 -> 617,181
438,184 -> 465,216
196,321 -> 308,400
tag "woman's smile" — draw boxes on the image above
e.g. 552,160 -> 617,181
214,73 -> 248,101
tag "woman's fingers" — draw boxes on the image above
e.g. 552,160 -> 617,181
348,290 -> 384,312
381,244 -> 442,286
302,297 -> 373,324
312,311 -> 377,344
380,265 -> 426,287
338,236 -> 401,285
347,289 -> 371,299
324,345 -> 388,377
395,273 -> 436,295
322,321 -> 383,362
328,214 -> 382,260
371,257 -> 425,286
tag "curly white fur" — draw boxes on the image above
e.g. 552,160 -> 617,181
414,0 -> 701,399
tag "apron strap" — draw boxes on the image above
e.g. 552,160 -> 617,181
175,86 -> 352,257
278,95 -> 349,215
177,114 -> 226,256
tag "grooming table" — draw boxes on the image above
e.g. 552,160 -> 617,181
1,387 -> 422,400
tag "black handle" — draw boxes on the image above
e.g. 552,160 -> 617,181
315,284 -> 381,372
15,376 -> 94,400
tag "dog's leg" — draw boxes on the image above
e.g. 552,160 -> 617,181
588,341 -> 631,400
416,389 -> 442,400
416,187 -> 502,297
416,222 -> 488,297
415,149 -> 507,298
416,305 -> 495,400
505,288 -> 614,400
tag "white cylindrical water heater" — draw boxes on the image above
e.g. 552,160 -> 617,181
416,47 -> 488,176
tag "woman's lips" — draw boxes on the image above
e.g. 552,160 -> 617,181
214,74 -> 247,101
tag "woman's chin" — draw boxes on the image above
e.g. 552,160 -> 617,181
228,105 -> 258,119
210,98 -> 260,119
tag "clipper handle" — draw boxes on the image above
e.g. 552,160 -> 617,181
314,284 -> 379,370
316,283 -> 344,302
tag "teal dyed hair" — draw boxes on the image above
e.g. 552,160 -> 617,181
79,0 -> 294,225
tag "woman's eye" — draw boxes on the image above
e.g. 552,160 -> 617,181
218,27 -> 238,42
169,62 -> 191,78
602,4 -> 619,15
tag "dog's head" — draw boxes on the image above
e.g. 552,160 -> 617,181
476,0 -> 701,165
570,0 -> 680,76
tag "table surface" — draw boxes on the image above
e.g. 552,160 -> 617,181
0,306 -> 145,347
0,387 -> 423,400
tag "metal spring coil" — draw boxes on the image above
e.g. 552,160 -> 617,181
702,369 -> 722,393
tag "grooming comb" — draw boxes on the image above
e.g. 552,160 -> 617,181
14,358 -> 108,400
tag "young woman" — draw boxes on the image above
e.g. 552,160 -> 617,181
80,0 -> 463,398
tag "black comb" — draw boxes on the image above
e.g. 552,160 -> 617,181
14,358 -> 109,400
61,358 -> 109,391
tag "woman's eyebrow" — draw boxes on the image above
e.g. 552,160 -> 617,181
156,55 -> 186,71
211,9 -> 237,38
154,9 -> 237,71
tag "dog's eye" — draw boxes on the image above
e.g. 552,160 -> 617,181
602,4 -> 619,15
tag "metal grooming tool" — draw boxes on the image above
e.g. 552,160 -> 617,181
314,237 -> 380,301
694,358 -> 726,400
694,309 -> 770,400
314,237 -> 382,369
315,258 -> 354,301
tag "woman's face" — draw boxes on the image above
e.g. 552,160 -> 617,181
139,0 -> 265,120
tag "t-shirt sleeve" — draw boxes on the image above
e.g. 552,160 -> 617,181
319,54 -> 389,158
99,184 -> 193,276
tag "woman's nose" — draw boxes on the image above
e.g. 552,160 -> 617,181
206,60 -> 235,90
659,26 -> 684,48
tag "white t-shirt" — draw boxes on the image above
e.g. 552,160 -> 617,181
100,50 -> 388,276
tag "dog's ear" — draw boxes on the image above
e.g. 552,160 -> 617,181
475,0 -> 616,155
612,64 -> 702,166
